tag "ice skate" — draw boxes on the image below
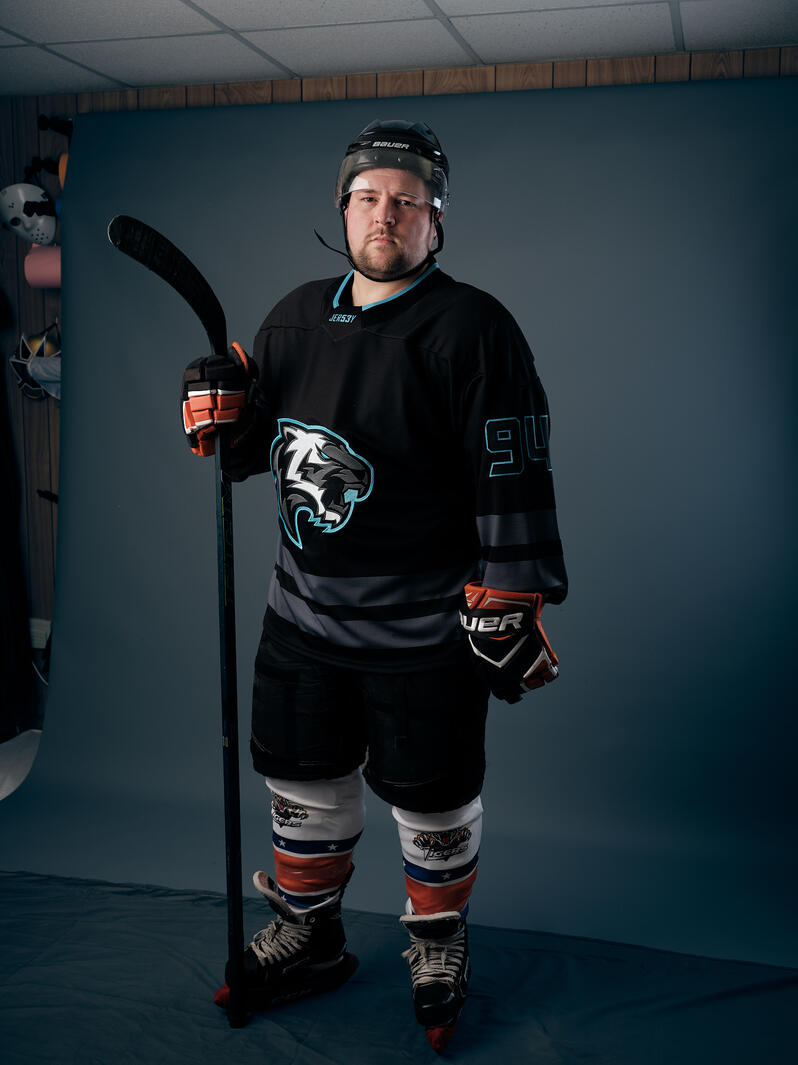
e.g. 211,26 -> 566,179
400,910 -> 470,1053
214,868 -> 357,1012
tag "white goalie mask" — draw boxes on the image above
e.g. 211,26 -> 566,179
0,183 -> 58,245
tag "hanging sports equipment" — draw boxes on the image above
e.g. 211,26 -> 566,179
0,183 -> 57,245
24,244 -> 61,289
9,322 -> 61,400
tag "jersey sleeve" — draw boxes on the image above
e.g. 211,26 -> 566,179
458,308 -> 568,604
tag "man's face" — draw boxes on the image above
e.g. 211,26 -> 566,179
344,168 -> 437,282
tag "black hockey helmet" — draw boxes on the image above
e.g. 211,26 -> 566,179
334,119 -> 450,215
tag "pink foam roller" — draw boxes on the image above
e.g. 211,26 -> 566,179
24,243 -> 61,288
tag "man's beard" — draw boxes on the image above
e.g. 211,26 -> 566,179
348,238 -> 429,283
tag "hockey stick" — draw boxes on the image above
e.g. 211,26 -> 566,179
107,215 -> 227,357
107,215 -> 247,1029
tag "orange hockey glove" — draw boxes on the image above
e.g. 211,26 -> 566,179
460,582 -> 559,703
181,341 -> 255,456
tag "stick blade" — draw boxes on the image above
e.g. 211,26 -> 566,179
107,214 -> 228,357
107,213 -> 132,250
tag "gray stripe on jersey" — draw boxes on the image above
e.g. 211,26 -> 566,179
483,557 -> 566,596
476,509 -> 561,547
275,543 -> 476,607
268,576 -> 461,649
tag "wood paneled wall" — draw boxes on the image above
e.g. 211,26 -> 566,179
2,47 -> 796,628
1,92 -> 66,630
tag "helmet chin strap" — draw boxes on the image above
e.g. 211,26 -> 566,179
433,216 -> 445,255
314,227 -> 356,269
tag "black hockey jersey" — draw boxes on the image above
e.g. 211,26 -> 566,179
227,263 -> 567,670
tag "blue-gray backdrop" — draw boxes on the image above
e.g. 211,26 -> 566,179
2,77 -> 796,967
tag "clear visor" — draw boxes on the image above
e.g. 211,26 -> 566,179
335,148 -> 448,213
346,175 -> 432,212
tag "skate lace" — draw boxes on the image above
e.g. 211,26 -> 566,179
250,917 -> 311,965
402,932 -> 465,988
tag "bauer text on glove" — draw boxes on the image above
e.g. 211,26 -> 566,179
181,342 -> 256,456
460,582 -> 559,703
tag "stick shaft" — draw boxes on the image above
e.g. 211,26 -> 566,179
215,437 -> 246,1028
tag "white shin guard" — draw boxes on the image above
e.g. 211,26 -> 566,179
264,770 -> 366,909
265,770 -> 366,841
393,797 -> 483,915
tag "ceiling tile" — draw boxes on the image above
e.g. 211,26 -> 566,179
195,0 -> 432,30
681,0 -> 798,51
452,4 -> 675,64
0,44 -> 119,94
0,0 -> 215,42
242,20 -> 473,77
49,33 -> 287,87
438,0 -> 658,12
2,0 -> 796,97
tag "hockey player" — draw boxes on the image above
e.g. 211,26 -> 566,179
181,119 -> 567,1052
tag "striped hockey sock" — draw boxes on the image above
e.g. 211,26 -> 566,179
392,798 -> 483,915
265,770 -> 365,910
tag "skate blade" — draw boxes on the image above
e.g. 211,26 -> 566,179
426,1024 -> 457,1053
214,952 -> 358,1012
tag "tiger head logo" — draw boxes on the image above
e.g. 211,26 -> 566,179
413,827 -> 472,862
270,419 -> 374,549
271,792 -> 309,829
